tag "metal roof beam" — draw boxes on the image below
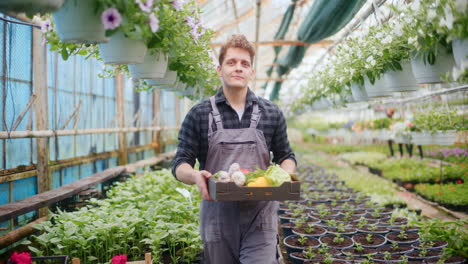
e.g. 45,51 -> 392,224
211,39 -> 333,47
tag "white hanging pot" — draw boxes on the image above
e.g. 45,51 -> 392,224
433,130 -> 457,145
313,97 -> 331,109
410,46 -> 455,84
364,75 -> 391,98
350,82 -> 368,101
99,32 -> 147,65
162,78 -> 179,91
129,50 -> 168,79
0,0 -> 64,13
176,86 -> 196,96
452,38 -> 468,67
53,0 -> 108,44
384,61 -> 418,93
411,131 -> 433,145
146,70 -> 177,88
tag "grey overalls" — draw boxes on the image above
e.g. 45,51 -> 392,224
200,96 -> 279,264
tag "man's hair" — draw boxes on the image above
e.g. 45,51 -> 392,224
218,34 -> 255,65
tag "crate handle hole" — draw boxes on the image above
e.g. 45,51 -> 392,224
245,192 -> 253,196
264,192 -> 272,196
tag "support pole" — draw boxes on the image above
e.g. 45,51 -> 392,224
115,70 -> 128,165
32,27 -> 50,218
152,90 -> 162,153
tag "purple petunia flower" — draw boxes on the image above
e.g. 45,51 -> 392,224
190,25 -> 201,39
40,19 -> 51,33
185,16 -> 196,28
101,8 -> 122,30
171,0 -> 184,11
149,13 -> 159,33
136,0 -> 153,13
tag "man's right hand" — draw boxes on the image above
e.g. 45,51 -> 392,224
193,170 -> 212,201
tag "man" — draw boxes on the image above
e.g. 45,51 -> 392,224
172,34 -> 296,263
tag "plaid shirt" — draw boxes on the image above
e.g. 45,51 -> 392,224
172,88 -> 296,177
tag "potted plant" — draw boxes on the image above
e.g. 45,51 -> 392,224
341,242 -> 377,257
319,234 -> 354,250
393,0 -> 456,84
386,230 -> 420,245
412,109 -> 464,145
283,234 -> 320,255
429,0 -> 468,67
352,233 -> 387,248
96,0 -> 162,65
53,0 -> 108,43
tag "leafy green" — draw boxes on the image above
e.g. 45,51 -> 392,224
264,165 -> 291,187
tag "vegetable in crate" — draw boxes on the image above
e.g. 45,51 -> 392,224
247,176 -> 269,187
264,165 -> 291,186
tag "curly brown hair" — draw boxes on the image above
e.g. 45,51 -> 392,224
218,34 -> 255,65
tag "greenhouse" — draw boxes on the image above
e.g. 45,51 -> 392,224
0,0 -> 466,263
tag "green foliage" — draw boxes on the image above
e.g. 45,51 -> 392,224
414,182 -> 468,206
412,110 -> 466,133
27,170 -> 202,263
371,117 -> 392,130
416,219 -> 468,258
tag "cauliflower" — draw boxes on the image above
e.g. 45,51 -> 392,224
218,171 -> 230,183
228,163 -> 240,175
231,171 -> 246,186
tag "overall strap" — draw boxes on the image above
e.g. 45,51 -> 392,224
208,96 -> 223,134
249,100 -> 261,129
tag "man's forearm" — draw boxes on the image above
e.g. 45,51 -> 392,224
175,163 -> 198,185
280,159 -> 296,174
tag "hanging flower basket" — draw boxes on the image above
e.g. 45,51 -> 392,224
384,61 -> 419,93
0,0 -> 63,13
433,130 -> 457,146
364,76 -> 391,98
99,32 -> 147,65
146,70 -> 178,89
128,50 -> 168,79
410,47 -> 455,84
411,131 -> 433,145
452,38 -> 468,67
350,82 -> 368,101
53,0 -> 108,44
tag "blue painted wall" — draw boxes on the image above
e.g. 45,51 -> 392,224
0,14 -> 183,234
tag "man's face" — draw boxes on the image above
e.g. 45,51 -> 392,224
217,47 -> 254,90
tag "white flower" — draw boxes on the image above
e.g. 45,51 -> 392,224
427,9 -> 437,20
443,5 -> 454,30
382,35 -> 393,44
455,0 -> 468,12
393,22 -> 404,37
376,32 -> 383,39
408,36 -> 418,47
411,0 -> 421,12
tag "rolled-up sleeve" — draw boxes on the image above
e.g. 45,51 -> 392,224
271,107 -> 296,165
172,105 -> 200,178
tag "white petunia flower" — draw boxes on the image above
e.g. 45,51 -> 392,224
411,0 -> 421,12
382,35 -> 393,44
443,5 -> 454,30
427,9 -> 437,20
393,22 -> 404,37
